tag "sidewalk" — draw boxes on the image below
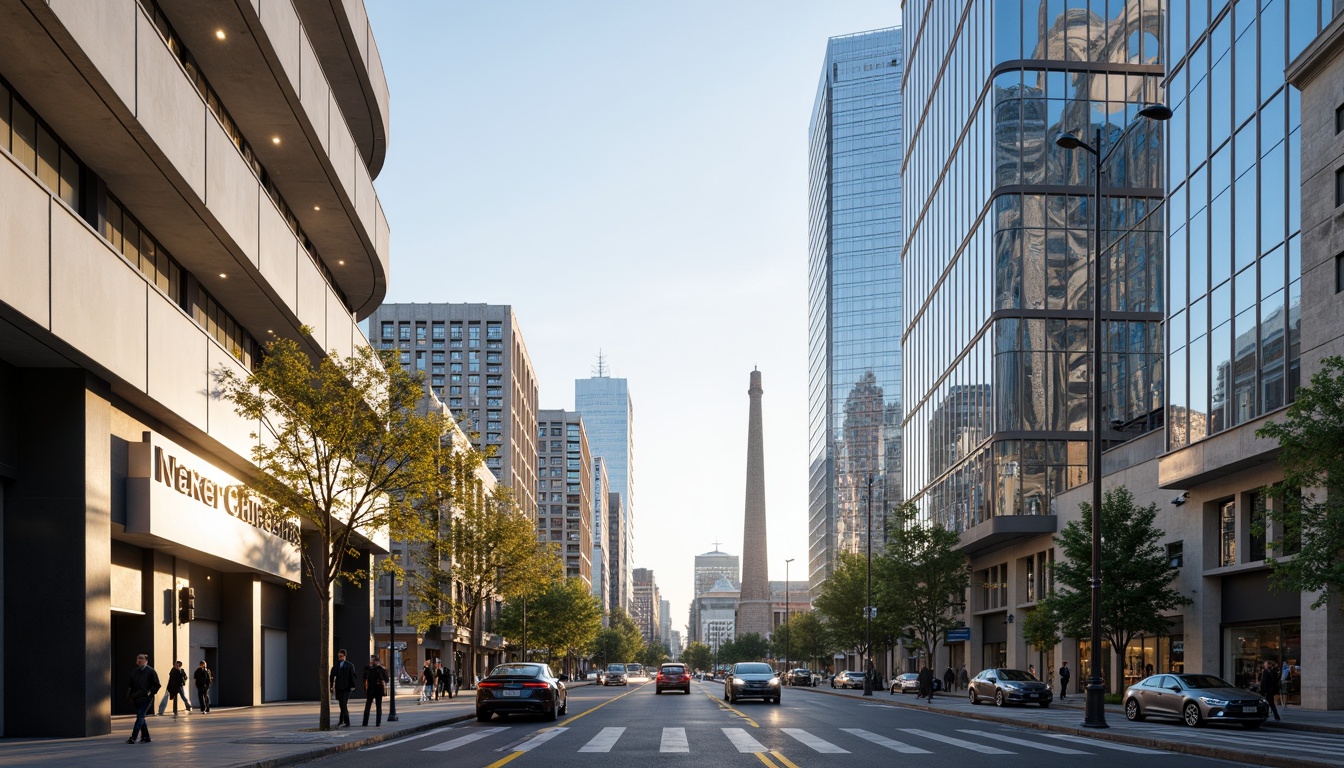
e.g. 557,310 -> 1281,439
798,682 -> 1344,767
0,688 -> 481,768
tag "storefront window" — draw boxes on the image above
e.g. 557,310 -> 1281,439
1224,621 -> 1301,703
1075,640 -> 1113,693
1220,500 -> 1237,566
982,642 -> 1006,669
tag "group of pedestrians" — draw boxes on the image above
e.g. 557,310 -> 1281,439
418,659 -> 460,703
125,657 -> 215,744
327,650 -> 463,729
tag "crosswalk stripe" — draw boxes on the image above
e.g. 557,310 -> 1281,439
661,727 -> 689,753
781,728 -> 849,753
579,727 -> 625,753
1043,734 -> 1171,754
422,727 -> 509,752
723,727 -> 768,753
841,728 -> 932,754
363,726 -> 455,751
957,729 -> 1092,754
514,727 -> 568,751
899,728 -> 1014,754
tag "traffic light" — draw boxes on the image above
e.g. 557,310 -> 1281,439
178,586 -> 195,623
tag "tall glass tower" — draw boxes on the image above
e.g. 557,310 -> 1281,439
901,1 -> 1167,536
807,28 -> 904,592
575,374 -> 635,612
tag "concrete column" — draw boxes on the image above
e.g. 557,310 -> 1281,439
1006,561 -> 1027,669
287,531 -> 331,701
220,574 -> 261,706
1300,592 -> 1344,709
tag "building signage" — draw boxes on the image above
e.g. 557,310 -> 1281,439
945,627 -> 971,642
127,432 -> 301,582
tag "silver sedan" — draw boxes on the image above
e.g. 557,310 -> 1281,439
1123,673 -> 1269,729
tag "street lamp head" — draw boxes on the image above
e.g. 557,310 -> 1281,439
1054,131 -> 1090,151
1137,103 -> 1172,121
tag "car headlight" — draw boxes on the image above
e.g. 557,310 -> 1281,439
769,678 -> 780,686
733,678 -> 746,686
1198,696 -> 1228,707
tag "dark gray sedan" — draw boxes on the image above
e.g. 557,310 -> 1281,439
1124,674 -> 1268,729
968,668 -> 1052,707
475,663 -> 567,721
724,662 -> 781,704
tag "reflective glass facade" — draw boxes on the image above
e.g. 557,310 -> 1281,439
1164,1 -> 1328,448
807,28 -> 904,591
575,376 -> 635,611
902,1 -> 1166,532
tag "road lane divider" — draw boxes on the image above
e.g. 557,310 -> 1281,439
703,690 -> 760,727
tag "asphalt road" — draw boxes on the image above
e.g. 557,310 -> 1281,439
306,679 -> 1249,768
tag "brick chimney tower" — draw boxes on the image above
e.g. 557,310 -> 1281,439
736,369 -> 772,639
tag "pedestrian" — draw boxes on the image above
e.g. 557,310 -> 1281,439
943,666 -> 955,692
1144,663 -> 1154,679
329,649 -> 358,728
420,661 -> 434,704
445,664 -> 455,699
156,661 -> 191,716
958,665 -> 969,692
126,654 -> 161,744
362,655 -> 388,726
1260,661 -> 1281,721
916,665 -> 935,703
433,660 -> 444,700
1282,660 -> 1295,708
1058,660 -> 1070,700
193,660 -> 213,713
1028,664 -> 1036,680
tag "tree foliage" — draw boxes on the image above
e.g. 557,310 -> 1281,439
1042,486 -> 1191,691
590,607 -> 645,668
785,611 -> 835,672
812,552 -> 878,655
1256,355 -> 1344,611
682,641 -> 713,673
718,632 -> 769,663
639,642 -> 671,668
217,336 -> 449,730
497,577 -> 603,666
883,503 -> 970,668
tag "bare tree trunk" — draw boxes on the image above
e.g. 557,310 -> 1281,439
319,598 -> 332,729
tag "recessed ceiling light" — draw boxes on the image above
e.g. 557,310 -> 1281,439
337,260 -> 345,265
215,29 -> 226,40
271,136 -> 281,145
313,205 -> 321,211
219,273 -> 227,278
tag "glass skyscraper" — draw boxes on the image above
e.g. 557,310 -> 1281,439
902,1 -> 1166,535
807,28 -> 904,591
575,375 -> 635,612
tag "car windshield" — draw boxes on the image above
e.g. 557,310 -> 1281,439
607,664 -> 626,672
662,665 -> 685,674
995,669 -> 1036,681
488,664 -> 541,678
900,673 -> 919,680
1177,675 -> 1232,689
735,663 -> 773,675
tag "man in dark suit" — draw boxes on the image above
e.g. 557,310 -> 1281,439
127,654 -> 161,744
329,649 -> 358,727
193,661 -> 213,713
362,655 -> 388,726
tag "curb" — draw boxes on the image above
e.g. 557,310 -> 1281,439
796,685 -> 1329,768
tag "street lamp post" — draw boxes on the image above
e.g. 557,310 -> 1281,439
1054,104 -> 1170,730
386,569 -> 400,722
784,558 -> 795,677
862,473 -> 874,697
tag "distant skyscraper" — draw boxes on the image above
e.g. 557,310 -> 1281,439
591,457 -> 611,619
368,303 -> 540,520
606,491 -> 627,615
576,368 -> 635,612
807,27 -> 904,593
660,599 -> 672,647
538,409 -> 593,587
690,547 -> 739,643
736,370 -> 771,639
632,568 -> 661,645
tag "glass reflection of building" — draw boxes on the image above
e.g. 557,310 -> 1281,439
902,1 -> 1166,535
807,28 -> 903,592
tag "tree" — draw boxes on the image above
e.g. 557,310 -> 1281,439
1256,355 -> 1344,611
590,607 -> 644,669
1020,605 -> 1061,681
497,577 -> 603,672
217,336 -> 448,731
786,611 -> 834,673
1043,486 -> 1192,691
719,632 -> 768,663
639,642 -> 670,668
683,641 -> 713,673
884,503 -> 970,672
812,552 -> 873,657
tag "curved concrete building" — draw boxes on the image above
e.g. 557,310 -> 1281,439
0,0 -> 393,736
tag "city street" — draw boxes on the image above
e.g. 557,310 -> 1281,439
308,680 -> 1231,768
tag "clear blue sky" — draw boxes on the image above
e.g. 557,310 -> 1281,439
366,1 -> 899,640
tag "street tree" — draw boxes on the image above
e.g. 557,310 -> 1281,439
813,551 -> 891,663
216,337 -> 449,731
590,608 -> 644,668
786,611 -> 834,673
683,641 -> 713,673
721,632 -> 769,663
884,503 -> 970,673
639,642 -> 671,668
1255,355 -> 1344,611
1043,486 -> 1192,691
1020,605 -> 1061,681
497,577 -> 603,673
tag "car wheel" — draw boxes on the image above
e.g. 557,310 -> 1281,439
1125,699 -> 1144,721
655,688 -> 662,695
684,687 -> 691,694
1182,701 -> 1203,727
995,689 -> 1006,707
724,690 -> 730,702
559,695 -> 568,715
476,709 -> 491,722
1242,721 -> 1262,730
773,696 -> 781,705
969,688 -> 979,705
546,697 -> 559,722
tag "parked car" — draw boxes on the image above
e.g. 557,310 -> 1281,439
604,663 -> 628,686
656,662 -> 692,694
968,668 -> 1052,707
889,672 -> 944,694
1124,674 -> 1269,729
594,669 -> 606,685
786,668 -> 818,687
831,670 -> 865,689
627,662 -> 647,681
475,662 -> 567,722
724,662 -> 781,704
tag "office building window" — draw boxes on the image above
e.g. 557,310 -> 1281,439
1337,104 -> 1344,134
416,324 -> 426,344
487,323 -> 503,340
450,323 -> 463,339
1220,501 -> 1237,567
399,323 -> 411,341
381,322 -> 393,339
432,322 -> 445,340
1336,253 -> 1344,293
1167,541 -> 1184,568
1337,168 -> 1344,207
0,81 -> 82,210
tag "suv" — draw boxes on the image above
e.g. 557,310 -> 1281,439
787,668 -> 817,687
656,663 -> 692,694
604,663 -> 628,686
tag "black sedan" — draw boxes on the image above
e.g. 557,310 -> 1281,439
724,662 -> 781,704
475,663 -> 567,721
1124,673 -> 1269,729
786,668 -> 817,687
968,668 -> 1052,707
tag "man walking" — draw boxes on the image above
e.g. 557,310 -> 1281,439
193,660 -> 213,713
1058,660 -> 1071,700
157,661 -> 191,716
916,665 -> 935,703
127,654 -> 161,744
362,655 -> 388,726
943,666 -> 956,693
329,649 -> 358,728
958,664 -> 969,692
1260,661 -> 1282,721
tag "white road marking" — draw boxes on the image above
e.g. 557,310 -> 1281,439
1044,734 -> 1173,754
781,728 -> 850,753
361,726 -> 455,751
421,727 -> 509,752
723,727 -> 768,753
579,726 -> 626,753
899,728 -> 1014,754
660,727 -> 689,753
841,728 -> 932,754
514,727 -> 568,751
958,729 -> 1093,754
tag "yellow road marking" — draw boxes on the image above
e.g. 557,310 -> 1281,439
754,753 -> 782,768
483,752 -> 524,768
701,691 -> 759,727
771,750 -> 803,768
480,682 -> 649,767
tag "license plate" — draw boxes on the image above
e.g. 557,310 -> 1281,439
501,690 -> 520,697
1027,693 -> 1037,698
1241,706 -> 1257,713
